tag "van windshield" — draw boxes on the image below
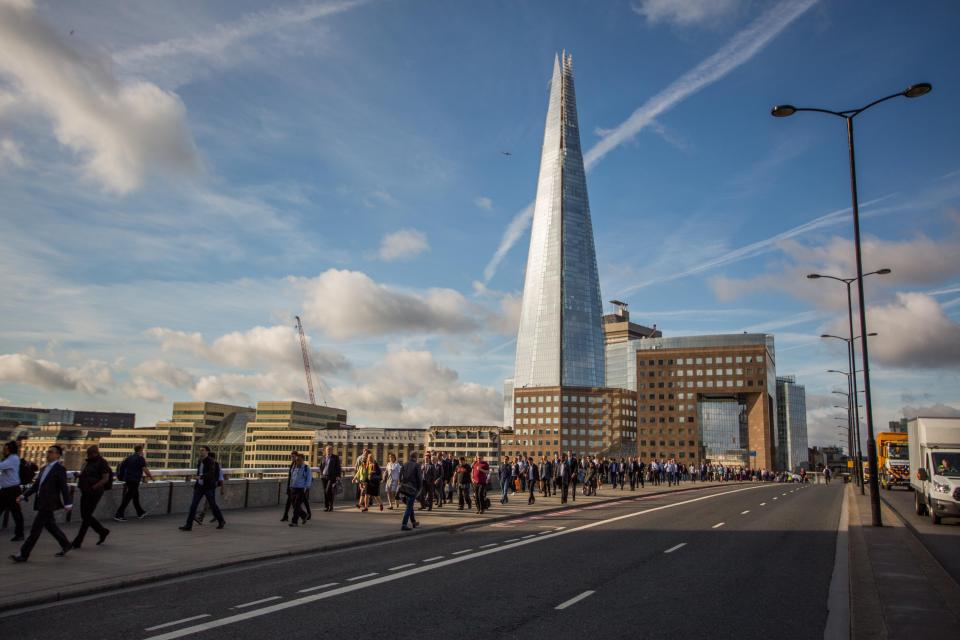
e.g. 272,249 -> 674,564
887,443 -> 908,460
932,453 -> 960,477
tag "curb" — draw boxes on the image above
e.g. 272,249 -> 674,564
0,480 -> 751,613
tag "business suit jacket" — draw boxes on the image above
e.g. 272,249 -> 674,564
22,462 -> 71,512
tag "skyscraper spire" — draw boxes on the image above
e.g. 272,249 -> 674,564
513,52 -> 605,388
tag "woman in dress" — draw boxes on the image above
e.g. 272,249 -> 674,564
384,453 -> 400,509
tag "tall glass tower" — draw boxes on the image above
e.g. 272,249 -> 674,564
513,52 -> 605,389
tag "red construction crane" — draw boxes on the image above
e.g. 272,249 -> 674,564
295,315 -> 322,406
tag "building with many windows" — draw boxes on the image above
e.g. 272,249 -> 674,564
242,401 -> 347,468
0,405 -> 134,429
427,426 -> 502,462
19,423 -> 113,470
631,334 -> 779,469
776,375 -> 809,471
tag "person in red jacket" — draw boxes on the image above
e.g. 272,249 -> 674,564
470,454 -> 490,514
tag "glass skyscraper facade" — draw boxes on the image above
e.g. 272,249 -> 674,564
776,375 -> 809,471
513,52 -> 605,389
699,398 -> 749,467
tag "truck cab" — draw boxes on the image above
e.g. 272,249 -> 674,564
876,431 -> 909,490
909,417 -> 960,525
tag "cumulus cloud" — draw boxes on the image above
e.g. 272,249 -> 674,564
902,403 -> 960,419
330,349 -> 501,427
0,137 -> 26,168
192,371 -> 307,406
0,0 -> 199,193
632,0 -> 742,26
0,353 -> 112,394
376,229 -> 429,262
843,293 -> 960,369
132,359 -> 196,389
299,269 -> 480,339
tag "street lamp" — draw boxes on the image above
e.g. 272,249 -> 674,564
777,83 -> 932,526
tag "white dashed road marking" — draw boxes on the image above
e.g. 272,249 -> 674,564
347,573 -> 378,582
712,522 -> 725,529
297,583 -> 338,593
479,543 -> 497,549
423,556 -> 444,562
232,597 -> 281,609
741,510 -> 750,515
452,549 -> 473,555
555,590 -> 595,610
664,543 -> 687,554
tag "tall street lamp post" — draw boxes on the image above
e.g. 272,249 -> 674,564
774,82 -> 931,526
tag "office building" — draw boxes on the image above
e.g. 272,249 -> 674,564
427,426 -> 502,462
0,405 -> 134,429
242,401 -> 348,468
19,423 -> 113,470
630,334 -> 779,469
776,375 -> 809,471
604,301 -> 662,391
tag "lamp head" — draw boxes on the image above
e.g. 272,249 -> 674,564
807,273 -> 821,279
771,105 -> 797,117
904,83 -> 932,99
875,268 -> 892,275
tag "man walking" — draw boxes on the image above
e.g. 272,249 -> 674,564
527,456 -> 539,505
559,453 -> 571,504
0,440 -> 24,542
471,454 -> 490,514
179,446 -> 224,531
455,456 -> 472,510
11,445 -> 73,562
287,453 -> 312,527
498,456 -> 512,504
114,445 -> 153,521
72,445 -> 111,548
320,446 -> 341,512
419,453 -> 436,510
399,452 -> 421,531
568,452 -> 579,502
281,450 -> 300,522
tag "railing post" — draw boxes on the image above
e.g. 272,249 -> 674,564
244,478 -> 249,508
166,481 -> 173,515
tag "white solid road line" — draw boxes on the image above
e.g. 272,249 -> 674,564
479,543 -> 497,549
296,582 -> 338,593
346,573 -> 378,582
664,543 -> 687,554
452,549 -> 473,555
423,556 -> 444,562
555,590 -> 596,610
232,597 -> 281,609
144,615 -> 211,631
741,510 -> 750,515
389,564 -> 415,571
146,485 -> 767,640
712,522 -> 725,529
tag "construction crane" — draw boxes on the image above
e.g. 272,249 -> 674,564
294,315 -> 322,406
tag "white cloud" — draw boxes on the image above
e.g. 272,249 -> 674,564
632,0 -> 742,26
131,359 -> 196,389
121,377 -> 166,403
330,349 -> 501,428
482,0 -> 818,283
0,137 -> 26,168
474,196 -> 493,211
114,0 -> 365,87
902,402 -> 960,419
299,269 -> 480,339
0,0 -> 200,194
0,352 -> 112,394
376,228 -> 429,262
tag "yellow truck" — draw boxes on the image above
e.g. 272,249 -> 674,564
876,431 -> 910,490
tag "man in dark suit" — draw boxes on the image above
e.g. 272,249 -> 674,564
11,445 -> 73,562
319,446 -> 341,512
72,445 -> 111,548
179,446 -> 224,531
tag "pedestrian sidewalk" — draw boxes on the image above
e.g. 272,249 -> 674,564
847,484 -> 960,639
0,480 -> 738,611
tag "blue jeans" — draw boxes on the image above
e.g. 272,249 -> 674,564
401,493 -> 417,528
500,479 -> 510,503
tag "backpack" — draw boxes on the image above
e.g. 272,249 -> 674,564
116,457 -> 127,482
19,458 -> 37,485
104,462 -> 115,490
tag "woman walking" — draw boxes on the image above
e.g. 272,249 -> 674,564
385,453 -> 400,509
364,455 -> 384,512
354,453 -> 369,511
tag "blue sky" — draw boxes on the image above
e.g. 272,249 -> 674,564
1,0 -> 959,448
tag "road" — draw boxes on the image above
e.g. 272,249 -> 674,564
3,482 -> 842,640
882,486 -> 960,584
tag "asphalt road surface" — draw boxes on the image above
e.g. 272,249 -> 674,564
3,482 -> 842,640
882,485 -> 960,584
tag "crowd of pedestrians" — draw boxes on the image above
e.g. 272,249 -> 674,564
1,439 -> 814,559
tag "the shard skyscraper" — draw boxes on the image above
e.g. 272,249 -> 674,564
513,52 -> 605,389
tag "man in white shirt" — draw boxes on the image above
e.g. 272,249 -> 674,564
0,440 -> 24,541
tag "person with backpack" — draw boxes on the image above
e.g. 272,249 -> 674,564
194,453 -> 226,527
71,445 -> 112,548
179,446 -> 224,531
0,440 -> 25,541
114,445 -> 153,521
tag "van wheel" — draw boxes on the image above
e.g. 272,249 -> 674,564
915,491 -> 927,515
930,500 -> 942,525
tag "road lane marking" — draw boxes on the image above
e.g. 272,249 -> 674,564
555,590 -> 595,610
423,556 -> 444,562
554,526 -> 566,530
232,597 -> 281,609
712,522 -> 725,529
145,615 -> 211,631
297,583 -> 338,593
346,573 -> 378,581
521,534 -> 536,539
782,493 -> 787,496
741,510 -> 750,515
664,543 -> 686,554
145,485 -> 768,640
452,549 -> 473,555
773,497 -> 778,500
760,502 -> 766,506
389,564 -> 414,571
505,538 -> 520,543
479,543 -> 497,549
